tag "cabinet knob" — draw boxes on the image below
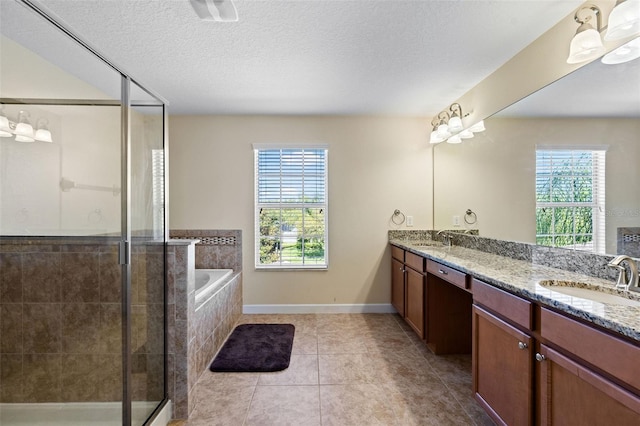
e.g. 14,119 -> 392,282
518,341 -> 528,350
535,353 -> 546,362
438,269 -> 448,275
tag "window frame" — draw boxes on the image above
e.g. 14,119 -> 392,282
535,147 -> 606,253
253,143 -> 329,270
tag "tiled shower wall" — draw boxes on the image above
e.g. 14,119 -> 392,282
167,230 -> 243,420
0,237 -> 164,403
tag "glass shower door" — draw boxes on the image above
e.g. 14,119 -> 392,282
129,82 -> 166,425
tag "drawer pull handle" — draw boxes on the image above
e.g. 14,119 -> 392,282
518,342 -> 528,350
535,353 -> 546,362
438,269 -> 448,275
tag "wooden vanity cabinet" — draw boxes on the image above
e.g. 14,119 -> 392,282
405,264 -> 425,338
473,278 -> 640,425
537,344 -> 640,426
391,263 -> 405,316
390,246 -> 425,338
404,251 -> 426,338
537,308 -> 640,425
472,278 -> 534,425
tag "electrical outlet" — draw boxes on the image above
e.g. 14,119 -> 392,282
453,215 -> 461,226
406,216 -> 414,227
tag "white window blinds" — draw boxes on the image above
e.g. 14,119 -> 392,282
254,146 -> 328,269
535,149 -> 606,253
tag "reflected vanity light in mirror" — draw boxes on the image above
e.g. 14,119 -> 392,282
0,115 -> 11,137
602,36 -> 640,64
14,110 -> 35,143
34,118 -> 53,143
447,134 -> 462,144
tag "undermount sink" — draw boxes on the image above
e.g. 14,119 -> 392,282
538,280 -> 640,307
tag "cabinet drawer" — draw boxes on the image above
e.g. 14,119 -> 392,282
427,260 -> 467,290
391,245 -> 405,262
472,278 -> 532,330
406,251 -> 425,273
540,307 -> 640,392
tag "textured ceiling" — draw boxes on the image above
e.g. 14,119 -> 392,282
3,0 -> 588,115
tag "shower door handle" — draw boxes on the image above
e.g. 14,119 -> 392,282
119,240 -> 131,265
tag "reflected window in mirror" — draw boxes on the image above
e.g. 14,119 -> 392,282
535,149 -> 606,253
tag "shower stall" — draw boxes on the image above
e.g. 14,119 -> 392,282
0,1 -> 168,425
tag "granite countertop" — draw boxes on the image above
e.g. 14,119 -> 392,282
389,238 -> 640,343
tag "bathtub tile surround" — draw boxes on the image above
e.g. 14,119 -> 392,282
167,229 -> 243,420
170,229 -> 242,272
0,237 -> 164,404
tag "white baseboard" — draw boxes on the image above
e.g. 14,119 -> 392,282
243,303 -> 396,314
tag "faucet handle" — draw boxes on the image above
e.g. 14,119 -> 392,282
608,264 -> 629,290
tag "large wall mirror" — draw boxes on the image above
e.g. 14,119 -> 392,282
433,57 -> 640,256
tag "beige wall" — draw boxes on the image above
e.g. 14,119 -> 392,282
169,115 -> 433,306
434,117 -> 640,254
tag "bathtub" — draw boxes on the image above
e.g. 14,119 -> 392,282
195,268 -> 233,302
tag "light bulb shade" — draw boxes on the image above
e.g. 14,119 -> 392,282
448,115 -> 463,133
35,128 -> 53,143
567,27 -> 605,63
14,122 -> 34,139
0,115 -> 12,137
468,120 -> 485,132
189,0 -> 238,22
436,123 -> 451,138
604,0 -> 640,41
15,135 -> 35,143
459,129 -> 474,139
447,135 -> 462,144
430,130 -> 445,144
602,36 -> 640,64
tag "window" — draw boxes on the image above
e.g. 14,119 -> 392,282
535,148 -> 605,252
254,145 -> 328,269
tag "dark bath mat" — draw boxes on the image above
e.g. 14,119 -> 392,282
209,323 -> 295,372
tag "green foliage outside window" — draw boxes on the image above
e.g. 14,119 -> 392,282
535,150 -> 600,250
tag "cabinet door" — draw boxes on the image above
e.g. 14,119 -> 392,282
472,305 -> 533,426
405,267 -> 425,339
391,258 -> 405,316
537,344 -> 640,426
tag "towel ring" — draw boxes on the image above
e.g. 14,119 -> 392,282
464,209 -> 477,225
392,209 -> 406,225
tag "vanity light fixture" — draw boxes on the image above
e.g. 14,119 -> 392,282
459,129 -> 475,139
567,5 -> 605,64
14,111 -> 35,143
429,105 -> 486,145
604,0 -> 640,41
448,103 -> 464,133
0,109 -> 12,137
602,36 -> 640,63
447,134 -> 462,144
34,118 -> 53,143
468,120 -> 486,133
0,107 -> 54,143
429,117 -> 445,144
436,111 -> 451,139
189,0 -> 238,22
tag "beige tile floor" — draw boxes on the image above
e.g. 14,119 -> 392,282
169,313 -> 494,426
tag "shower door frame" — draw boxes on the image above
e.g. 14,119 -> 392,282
10,1 -> 171,425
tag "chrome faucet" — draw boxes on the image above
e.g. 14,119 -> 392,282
436,230 -> 451,247
607,255 -> 640,292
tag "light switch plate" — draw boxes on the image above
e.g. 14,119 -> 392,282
406,216 -> 414,227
